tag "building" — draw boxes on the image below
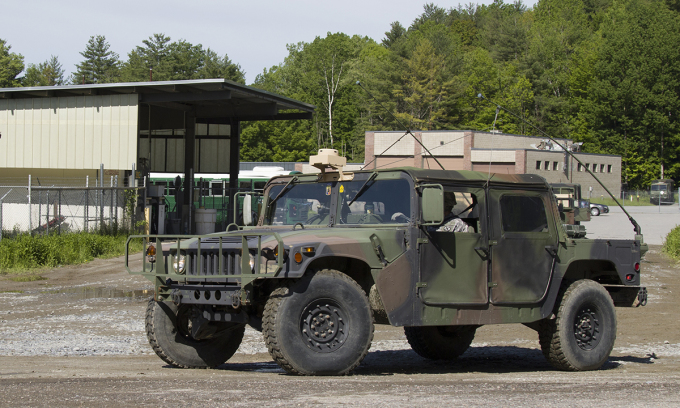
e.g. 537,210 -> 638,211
362,130 -> 621,198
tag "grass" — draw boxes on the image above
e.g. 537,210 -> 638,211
589,197 -> 678,207
7,275 -> 47,282
0,229 -> 144,275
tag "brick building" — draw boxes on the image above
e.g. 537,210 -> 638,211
361,130 -> 621,198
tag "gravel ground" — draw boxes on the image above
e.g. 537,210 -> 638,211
0,208 -> 679,406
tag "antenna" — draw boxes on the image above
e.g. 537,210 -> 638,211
477,93 -> 642,236
356,81 -> 445,170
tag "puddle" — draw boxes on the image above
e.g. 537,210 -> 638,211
42,287 -> 152,300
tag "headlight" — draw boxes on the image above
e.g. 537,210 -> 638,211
146,244 -> 157,263
249,252 -> 256,271
172,252 -> 186,274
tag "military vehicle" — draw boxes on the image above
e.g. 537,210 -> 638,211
650,179 -> 675,205
127,149 -> 648,375
551,183 -> 591,224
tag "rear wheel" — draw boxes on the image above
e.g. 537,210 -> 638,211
263,270 -> 374,375
538,280 -> 616,371
405,325 -> 477,360
146,299 -> 245,368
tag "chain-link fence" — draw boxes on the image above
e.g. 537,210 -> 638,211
587,189 -> 680,205
0,182 -> 142,237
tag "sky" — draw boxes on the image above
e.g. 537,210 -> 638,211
3,0 -> 537,85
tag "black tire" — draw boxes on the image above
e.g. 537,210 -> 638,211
538,280 -> 617,371
146,299 -> 245,368
590,207 -> 600,216
404,325 -> 477,360
262,270 -> 374,375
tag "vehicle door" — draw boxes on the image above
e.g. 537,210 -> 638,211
488,189 -> 558,304
418,185 -> 488,305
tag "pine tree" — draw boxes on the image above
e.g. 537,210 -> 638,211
0,38 -> 24,88
23,55 -> 65,86
72,35 -> 120,84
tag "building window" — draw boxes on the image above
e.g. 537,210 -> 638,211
608,165 -> 612,173
593,163 -> 598,173
544,161 -> 550,170
601,164 -> 605,173
578,163 -> 583,172
536,161 -> 541,170
586,163 -> 590,171
553,161 -> 558,171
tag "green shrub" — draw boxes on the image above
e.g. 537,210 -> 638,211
662,225 -> 680,261
0,230 -> 143,273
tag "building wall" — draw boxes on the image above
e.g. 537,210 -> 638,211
524,150 -> 621,198
473,132 -> 570,150
364,130 -> 623,198
0,95 -> 138,170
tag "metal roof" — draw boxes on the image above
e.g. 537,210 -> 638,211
0,79 -> 315,123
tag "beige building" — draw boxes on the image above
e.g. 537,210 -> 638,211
363,130 -> 621,198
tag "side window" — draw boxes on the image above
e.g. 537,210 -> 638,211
500,195 -> 549,233
440,189 -> 481,233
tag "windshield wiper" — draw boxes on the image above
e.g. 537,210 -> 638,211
347,172 -> 377,206
268,176 -> 298,207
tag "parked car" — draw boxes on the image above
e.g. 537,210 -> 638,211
589,202 -> 609,216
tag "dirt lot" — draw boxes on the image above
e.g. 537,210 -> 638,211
1,245 -> 679,407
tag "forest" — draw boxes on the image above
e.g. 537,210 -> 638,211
1,0 -> 679,189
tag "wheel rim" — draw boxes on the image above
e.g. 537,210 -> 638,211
573,303 -> 601,350
300,299 -> 348,353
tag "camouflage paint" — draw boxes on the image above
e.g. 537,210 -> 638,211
126,167 -> 644,328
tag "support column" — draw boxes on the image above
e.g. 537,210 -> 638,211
182,113 -> 196,234
227,120 -> 241,225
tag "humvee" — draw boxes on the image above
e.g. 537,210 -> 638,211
127,149 -> 648,375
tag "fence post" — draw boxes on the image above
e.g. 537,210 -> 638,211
100,163 -> 104,230
114,176 -> 119,226
110,176 -> 114,226
58,190 -> 62,235
28,175 -> 32,233
46,191 -> 50,235
0,191 -> 8,243
85,176 -> 89,231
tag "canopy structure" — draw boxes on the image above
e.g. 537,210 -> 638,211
0,79 -> 315,227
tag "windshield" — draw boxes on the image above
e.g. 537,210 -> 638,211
651,184 -> 668,191
264,182 -> 333,226
337,178 -> 411,225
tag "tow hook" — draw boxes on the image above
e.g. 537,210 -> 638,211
636,287 -> 648,307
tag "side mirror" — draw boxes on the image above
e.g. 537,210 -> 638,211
420,184 -> 444,226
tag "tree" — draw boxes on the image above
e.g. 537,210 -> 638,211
393,38 -> 459,130
0,38 -> 24,88
120,33 -> 171,81
23,55 -> 65,86
199,49 -> 246,83
523,0 -> 591,138
572,0 -> 680,187
72,35 -> 120,84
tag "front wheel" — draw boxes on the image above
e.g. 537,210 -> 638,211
146,299 -> 245,368
263,270 -> 374,375
538,280 -> 617,371
591,207 -> 600,216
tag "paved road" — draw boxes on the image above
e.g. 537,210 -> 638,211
585,204 -> 680,245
